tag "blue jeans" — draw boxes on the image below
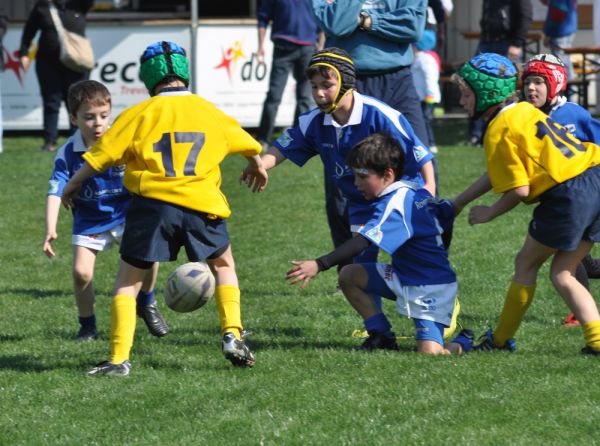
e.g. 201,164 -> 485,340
257,43 -> 315,144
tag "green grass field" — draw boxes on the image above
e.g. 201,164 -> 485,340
1,122 -> 600,445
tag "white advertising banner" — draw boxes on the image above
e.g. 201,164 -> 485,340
1,22 -> 296,130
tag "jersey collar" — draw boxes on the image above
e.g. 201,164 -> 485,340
72,129 -> 87,153
157,87 -> 191,96
378,180 -> 416,197
323,91 -> 363,128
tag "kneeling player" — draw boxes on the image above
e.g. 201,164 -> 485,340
286,133 -> 473,355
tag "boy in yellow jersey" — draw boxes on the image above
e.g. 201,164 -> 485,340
61,41 -> 268,376
451,53 -> 600,355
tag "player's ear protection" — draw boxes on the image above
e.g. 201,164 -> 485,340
308,49 -> 356,114
459,53 -> 518,118
139,41 -> 190,96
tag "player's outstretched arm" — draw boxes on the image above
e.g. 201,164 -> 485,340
468,185 -> 529,225
61,162 -> 98,209
43,195 -> 61,258
240,147 -> 285,192
451,172 -> 492,215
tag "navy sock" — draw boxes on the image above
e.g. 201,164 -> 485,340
137,290 -> 155,307
79,314 -> 96,328
364,313 -> 394,338
372,294 -> 383,312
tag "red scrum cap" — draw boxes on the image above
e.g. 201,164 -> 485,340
522,54 -> 567,104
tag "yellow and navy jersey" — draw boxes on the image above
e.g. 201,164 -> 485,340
484,101 -> 600,203
83,90 -> 261,218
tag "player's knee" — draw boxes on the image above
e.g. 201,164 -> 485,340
73,266 -> 93,286
339,264 -> 366,290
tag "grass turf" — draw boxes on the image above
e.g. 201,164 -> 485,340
1,123 -> 600,445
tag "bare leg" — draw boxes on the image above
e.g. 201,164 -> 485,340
72,246 -> 98,317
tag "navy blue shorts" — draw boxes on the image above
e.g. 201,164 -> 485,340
120,195 -> 230,263
530,165 -> 600,251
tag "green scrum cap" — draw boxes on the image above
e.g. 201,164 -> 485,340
459,53 -> 518,114
139,41 -> 190,95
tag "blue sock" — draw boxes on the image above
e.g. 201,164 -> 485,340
364,313 -> 394,338
79,314 -> 96,328
136,290 -> 155,307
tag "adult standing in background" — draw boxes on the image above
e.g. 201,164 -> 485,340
256,0 -> 324,148
19,0 -> 94,152
468,0 -> 533,145
0,14 -> 7,154
541,0 -> 577,95
312,0 -> 430,272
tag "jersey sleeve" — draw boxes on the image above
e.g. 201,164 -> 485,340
214,108 -> 262,157
47,151 -> 70,197
83,106 -> 140,171
359,190 -> 412,255
273,126 -> 318,167
485,115 -> 530,194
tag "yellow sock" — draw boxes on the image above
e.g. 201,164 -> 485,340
110,294 -> 137,364
582,320 -> 600,351
215,285 -> 242,339
493,281 -> 536,347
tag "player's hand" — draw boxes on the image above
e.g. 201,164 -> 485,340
286,260 -> 319,289
61,181 -> 82,209
240,165 -> 268,192
20,56 -> 31,72
468,205 -> 494,225
43,232 -> 58,258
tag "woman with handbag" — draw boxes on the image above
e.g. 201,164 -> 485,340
19,0 -> 95,152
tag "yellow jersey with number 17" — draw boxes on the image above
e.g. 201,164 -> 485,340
484,101 -> 600,203
83,90 -> 261,218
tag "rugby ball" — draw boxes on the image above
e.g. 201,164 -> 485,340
164,262 -> 215,312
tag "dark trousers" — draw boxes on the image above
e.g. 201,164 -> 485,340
35,57 -> 88,145
257,43 -> 315,144
324,66 -> 430,255
422,101 -> 436,147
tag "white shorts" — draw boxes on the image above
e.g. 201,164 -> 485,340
72,223 -> 124,252
372,263 -> 457,327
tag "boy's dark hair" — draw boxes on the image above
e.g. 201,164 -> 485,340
67,80 -> 111,115
347,133 -> 405,180
306,47 -> 355,86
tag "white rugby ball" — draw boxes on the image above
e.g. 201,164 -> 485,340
164,262 -> 215,313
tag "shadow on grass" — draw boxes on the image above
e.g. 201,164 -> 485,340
0,354 -> 53,372
0,287 -> 66,299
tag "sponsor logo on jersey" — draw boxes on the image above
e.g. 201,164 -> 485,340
413,145 -> 428,163
277,132 -> 293,148
366,226 -> 383,244
48,180 -> 59,194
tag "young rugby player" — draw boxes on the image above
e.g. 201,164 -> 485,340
240,48 -> 464,337
285,133 -> 473,354
61,42 -> 267,376
522,53 -> 600,327
44,80 -> 167,341
452,53 -> 600,355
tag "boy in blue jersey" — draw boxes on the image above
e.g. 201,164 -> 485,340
44,80 -> 168,341
241,47 -> 438,319
285,133 -> 473,354
522,53 -> 600,327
